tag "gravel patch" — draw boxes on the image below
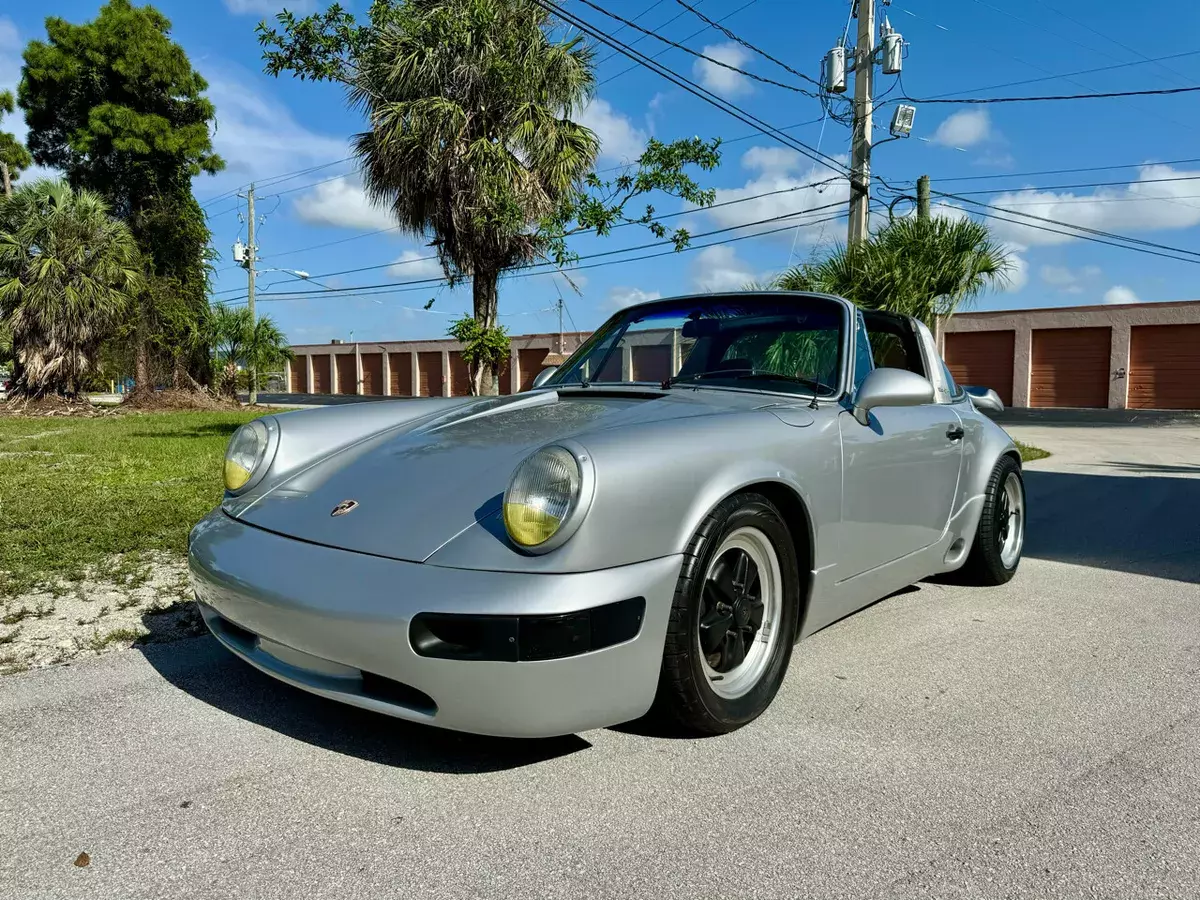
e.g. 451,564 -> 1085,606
0,552 -> 203,674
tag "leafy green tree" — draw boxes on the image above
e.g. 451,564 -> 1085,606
0,91 -> 33,197
18,0 -> 224,389
0,180 -> 141,398
209,304 -> 293,397
773,216 -> 1012,326
259,0 -> 718,394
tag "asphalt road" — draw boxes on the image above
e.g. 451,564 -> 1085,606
2,423 -> 1198,900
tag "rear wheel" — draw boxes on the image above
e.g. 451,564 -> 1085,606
959,455 -> 1025,585
652,493 -> 800,735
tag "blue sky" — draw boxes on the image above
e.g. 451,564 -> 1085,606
3,0 -> 1200,344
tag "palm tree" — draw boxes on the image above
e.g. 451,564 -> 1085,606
208,303 -> 292,397
0,179 -> 140,398
774,216 -> 1012,327
350,0 -> 599,394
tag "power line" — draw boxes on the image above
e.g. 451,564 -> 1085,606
932,190 -> 1200,264
212,176 -> 846,293
573,0 -> 818,96
593,0 -> 692,68
912,49 -> 1200,102
932,173 -> 1200,196
537,0 -> 846,175
239,211 -> 849,307
222,201 -> 850,303
922,156 -> 1200,184
598,0 -> 758,87
905,84 -> 1200,104
259,226 -> 404,261
669,0 -> 823,88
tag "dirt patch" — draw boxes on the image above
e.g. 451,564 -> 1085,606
0,552 -> 204,674
0,396 -> 110,418
119,389 -> 240,412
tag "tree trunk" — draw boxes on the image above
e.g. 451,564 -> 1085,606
472,270 -> 501,396
134,339 -> 151,395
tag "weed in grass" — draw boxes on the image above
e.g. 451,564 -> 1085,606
0,626 -> 20,645
88,627 -> 145,651
34,601 -> 54,618
1,606 -> 32,625
75,616 -> 94,627
115,596 -> 141,611
97,605 -> 111,618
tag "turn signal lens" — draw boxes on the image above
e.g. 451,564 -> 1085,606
503,447 -> 582,548
223,420 -> 270,492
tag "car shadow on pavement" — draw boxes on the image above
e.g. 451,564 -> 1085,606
138,635 -> 592,773
1022,469 -> 1200,584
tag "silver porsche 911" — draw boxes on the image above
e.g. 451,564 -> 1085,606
189,292 -> 1025,738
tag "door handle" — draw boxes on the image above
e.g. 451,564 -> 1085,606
946,425 -> 965,441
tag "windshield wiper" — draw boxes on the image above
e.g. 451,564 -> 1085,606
663,368 -> 757,387
664,369 -> 830,408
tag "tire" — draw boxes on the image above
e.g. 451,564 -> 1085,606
959,455 -> 1025,586
651,492 -> 801,736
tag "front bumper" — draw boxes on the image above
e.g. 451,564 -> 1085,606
187,510 -> 681,738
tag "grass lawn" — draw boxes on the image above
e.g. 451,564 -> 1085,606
1016,440 -> 1051,462
0,410 -> 275,597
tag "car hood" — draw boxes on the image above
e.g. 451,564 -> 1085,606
233,390 -> 730,562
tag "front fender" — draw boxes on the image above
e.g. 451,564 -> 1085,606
223,397 -> 480,517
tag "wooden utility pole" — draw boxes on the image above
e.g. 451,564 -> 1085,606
847,0 -> 875,245
241,184 -> 258,405
917,174 -> 931,221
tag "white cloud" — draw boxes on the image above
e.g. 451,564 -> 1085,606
224,0 -> 316,15
692,42 -> 753,97
1103,285 -> 1139,305
1001,244 -> 1028,292
605,286 -> 661,310
578,97 -> 646,165
202,67 -> 348,190
388,250 -> 443,280
1038,264 -> 1103,294
932,110 -> 992,149
695,146 -> 851,245
293,176 -> 396,231
987,164 -> 1200,246
692,245 -> 756,292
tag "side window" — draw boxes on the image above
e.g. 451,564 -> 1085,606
853,311 -> 874,391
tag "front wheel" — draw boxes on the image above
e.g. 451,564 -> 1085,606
959,455 -> 1025,585
651,493 -> 801,735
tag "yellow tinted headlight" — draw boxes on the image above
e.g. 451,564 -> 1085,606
503,447 -> 583,548
223,420 -> 270,492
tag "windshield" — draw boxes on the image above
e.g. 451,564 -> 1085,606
546,294 -> 847,397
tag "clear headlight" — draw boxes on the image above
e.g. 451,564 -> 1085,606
503,446 -> 584,549
224,419 -> 270,492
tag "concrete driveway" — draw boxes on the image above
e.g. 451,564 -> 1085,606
2,423 -> 1198,900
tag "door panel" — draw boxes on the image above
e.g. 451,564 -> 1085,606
290,356 -> 307,393
518,348 -> 547,392
310,355 -> 330,394
448,351 -> 471,396
360,353 -> 383,395
1030,327 -> 1110,408
838,405 -> 963,577
1129,324 -> 1200,409
944,331 -> 1015,406
389,352 -> 412,396
417,352 -> 442,397
335,355 -> 357,395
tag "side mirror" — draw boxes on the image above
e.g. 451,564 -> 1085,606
963,385 -> 1004,414
852,367 -> 936,425
531,366 -> 557,389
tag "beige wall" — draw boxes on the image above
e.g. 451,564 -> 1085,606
289,331 -> 591,396
939,301 -> 1200,409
